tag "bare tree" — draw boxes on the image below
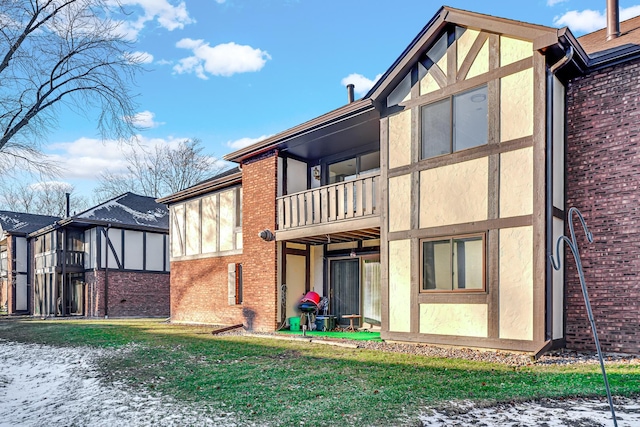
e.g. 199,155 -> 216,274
94,138 -> 225,201
0,180 -> 88,217
0,0 -> 144,175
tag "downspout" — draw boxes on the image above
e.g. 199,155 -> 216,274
544,45 -> 574,346
104,224 -> 111,318
61,228 -> 66,316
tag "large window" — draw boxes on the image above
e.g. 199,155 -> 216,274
327,151 -> 380,184
421,234 -> 485,292
421,85 -> 488,159
170,186 -> 242,259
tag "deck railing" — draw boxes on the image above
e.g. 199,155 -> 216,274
277,174 -> 379,231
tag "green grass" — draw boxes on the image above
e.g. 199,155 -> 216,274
0,318 -> 638,426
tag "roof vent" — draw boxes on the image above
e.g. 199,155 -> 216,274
607,0 -> 620,41
347,84 -> 355,103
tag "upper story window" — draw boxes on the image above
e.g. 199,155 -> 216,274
327,151 -> 380,184
421,85 -> 488,159
170,186 -> 242,259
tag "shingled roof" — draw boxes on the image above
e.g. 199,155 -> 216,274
0,211 -> 60,236
579,15 -> 640,58
74,193 -> 168,230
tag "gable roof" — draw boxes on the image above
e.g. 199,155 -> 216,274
72,193 -> 168,230
578,15 -> 640,58
0,211 -> 60,236
366,6 -> 559,102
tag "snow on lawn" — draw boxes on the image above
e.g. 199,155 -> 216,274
0,341 -> 234,427
1,339 -> 639,426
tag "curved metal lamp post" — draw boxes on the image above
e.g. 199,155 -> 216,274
549,207 -> 617,426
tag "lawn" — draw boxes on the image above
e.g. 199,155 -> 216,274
0,318 -> 638,426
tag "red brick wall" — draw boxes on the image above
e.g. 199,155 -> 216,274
168,151 -> 279,330
85,270 -> 170,318
171,254 -> 245,325
566,58 -> 640,353
240,151 -> 279,331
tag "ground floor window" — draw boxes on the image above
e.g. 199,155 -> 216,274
421,234 -> 485,292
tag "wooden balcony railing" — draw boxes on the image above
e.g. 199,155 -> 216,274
277,174 -> 379,231
59,250 -> 84,268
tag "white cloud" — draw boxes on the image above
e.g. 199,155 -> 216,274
174,39 -> 271,78
340,73 -> 383,97
226,135 -> 271,150
30,181 -> 73,192
45,135 -> 191,180
553,5 -> 640,33
156,59 -> 173,65
546,0 -> 567,6
116,0 -> 194,40
124,111 -> 164,128
124,51 -> 154,64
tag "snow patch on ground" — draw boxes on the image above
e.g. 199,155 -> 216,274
0,341 -> 235,426
421,396 -> 640,426
0,340 -> 639,426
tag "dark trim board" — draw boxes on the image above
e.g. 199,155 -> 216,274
387,136 -> 533,178
387,215 -> 532,241
395,57 -> 533,111
553,206 -> 565,220
382,330 -> 545,353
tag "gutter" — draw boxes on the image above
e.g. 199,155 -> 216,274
156,170 -> 242,205
545,45 -> 573,343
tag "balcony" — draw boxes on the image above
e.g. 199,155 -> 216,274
276,173 -> 381,243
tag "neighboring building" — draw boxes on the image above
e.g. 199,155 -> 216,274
0,212 -> 60,314
162,5 -> 640,354
26,193 -> 170,318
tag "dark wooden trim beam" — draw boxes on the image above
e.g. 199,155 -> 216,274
284,248 -> 307,257
397,57 -> 533,111
553,206 -> 565,220
444,8 -> 556,42
388,135 -> 533,177
382,330 -> 545,353
457,32 -> 490,82
429,63 -> 448,89
532,51 -> 547,344
387,215 -> 532,241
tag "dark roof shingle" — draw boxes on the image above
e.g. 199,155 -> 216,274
75,193 -> 168,230
0,211 -> 60,235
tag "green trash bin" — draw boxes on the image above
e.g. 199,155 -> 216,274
289,317 -> 300,331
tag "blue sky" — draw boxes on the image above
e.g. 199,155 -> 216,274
36,0 -> 640,199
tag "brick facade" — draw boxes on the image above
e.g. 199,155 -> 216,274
171,254 -> 244,325
238,151 -> 279,331
168,151 -> 279,331
566,57 -> 640,353
85,270 -> 170,318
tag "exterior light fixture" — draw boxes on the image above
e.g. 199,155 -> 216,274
258,229 -> 275,241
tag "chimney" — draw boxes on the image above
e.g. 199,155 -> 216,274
607,0 -> 620,41
65,192 -> 70,217
347,84 -> 355,103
